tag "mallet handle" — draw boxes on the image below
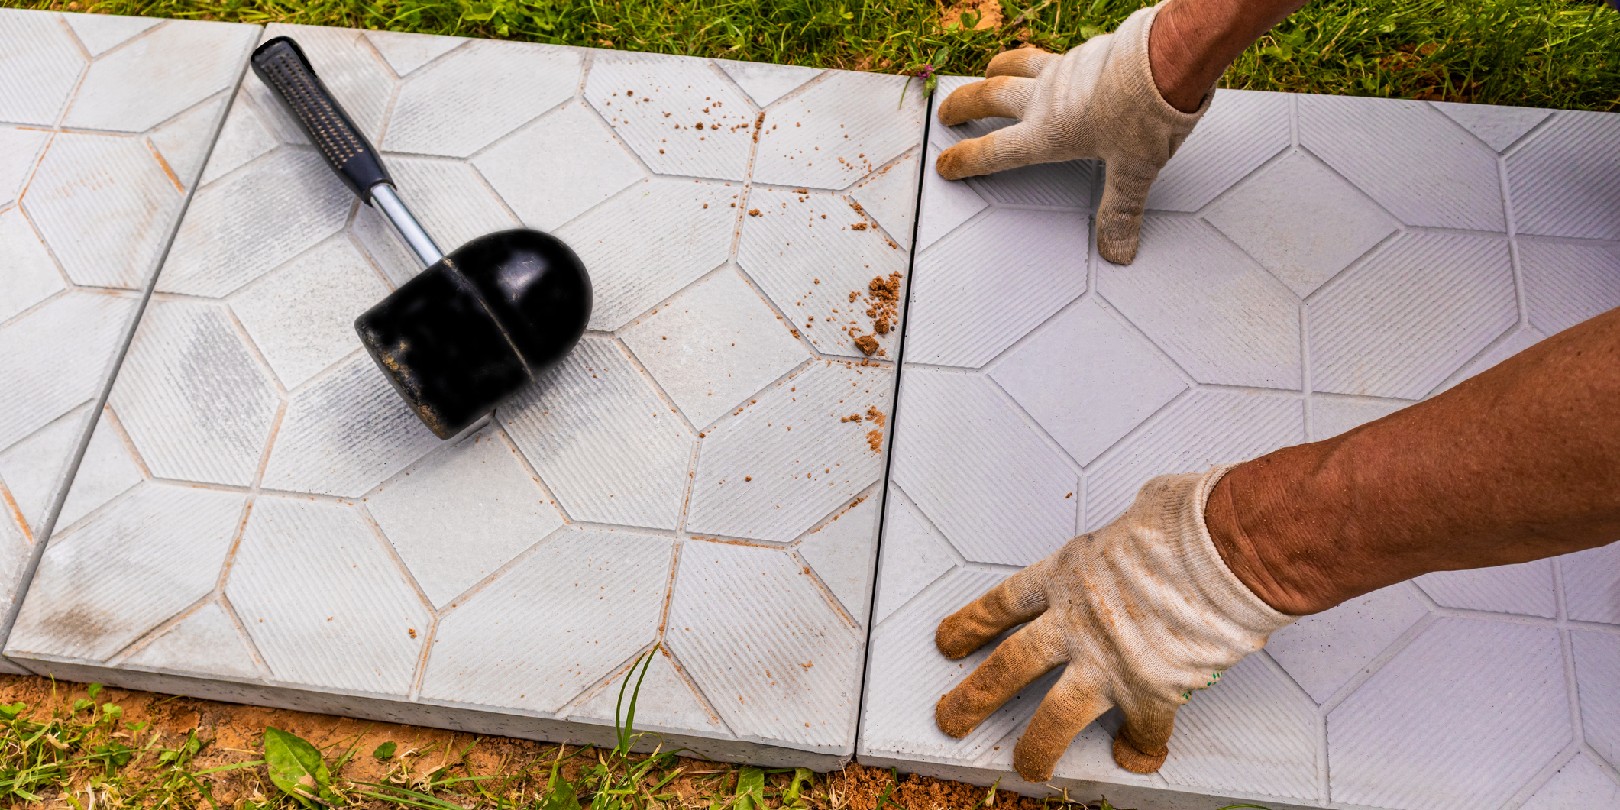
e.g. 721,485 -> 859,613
250,36 -> 443,266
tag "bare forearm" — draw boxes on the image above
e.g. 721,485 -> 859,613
1207,307 -> 1620,615
1148,0 -> 1309,111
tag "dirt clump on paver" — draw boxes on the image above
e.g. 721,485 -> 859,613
866,429 -> 884,453
846,272 -> 903,356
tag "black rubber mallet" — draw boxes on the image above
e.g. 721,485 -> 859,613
250,36 -> 592,439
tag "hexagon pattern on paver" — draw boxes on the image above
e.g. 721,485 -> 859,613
904,207 -> 1088,368
667,540 -> 865,752
387,40 -> 580,158
1571,631 -> 1620,773
367,427 -> 564,608
261,353 -> 443,498
559,179 -> 738,331
14,21 -> 920,757
566,648 -> 728,737
1156,654 -> 1319,802
1519,753 -> 1620,810
0,10 -> 86,126
754,71 -> 925,189
1203,150 -> 1398,297
1300,95 -> 1505,231
23,132 -> 181,290
473,102 -> 644,231
1518,237 -> 1620,335
1265,583 -> 1429,703
738,187 -> 912,359
1310,232 -> 1516,399
991,298 -> 1187,467
1144,90 -> 1290,212
622,270 -> 810,429
64,20 -> 246,132
227,495 -> 432,695
7,482 -> 245,663
1560,542 -> 1620,625
421,528 -> 671,714
501,336 -> 694,530
1429,101 -> 1550,152
111,298 -> 281,487
1329,618 -> 1569,810
122,600 -> 260,681
1416,559 -> 1557,618
890,369 -> 1077,566
1508,111 -> 1620,241
687,361 -> 891,543
230,237 -> 388,389
1100,217 -> 1301,390
586,52 -> 755,181
0,207 -> 66,328
870,488 -> 957,625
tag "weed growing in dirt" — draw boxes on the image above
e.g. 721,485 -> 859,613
8,0 -> 1620,110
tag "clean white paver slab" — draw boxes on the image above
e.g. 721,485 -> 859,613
0,10 -> 257,673
7,23 -> 925,767
861,78 -> 1620,809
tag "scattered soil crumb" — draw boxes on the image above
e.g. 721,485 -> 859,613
841,413 -> 862,423
865,405 -> 886,427
752,111 -> 766,142
851,222 -> 868,231
853,334 -> 880,356
748,208 -> 761,217
744,476 -> 753,482
866,429 -> 883,453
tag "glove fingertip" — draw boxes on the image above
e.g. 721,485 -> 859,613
1011,740 -> 1059,783
1110,733 -> 1169,774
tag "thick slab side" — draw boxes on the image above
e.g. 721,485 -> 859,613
858,77 -> 1620,808
5,23 -> 927,764
0,10 -> 259,672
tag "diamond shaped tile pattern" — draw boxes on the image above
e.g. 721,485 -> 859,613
0,10 -> 256,672
865,86 -> 1616,810
11,22 -> 922,768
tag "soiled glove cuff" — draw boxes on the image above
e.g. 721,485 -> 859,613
1175,466 -> 1296,636
1112,4 -> 1212,155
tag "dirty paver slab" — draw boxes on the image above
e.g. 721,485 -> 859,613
860,79 -> 1620,809
5,22 -> 926,766
0,10 -> 258,673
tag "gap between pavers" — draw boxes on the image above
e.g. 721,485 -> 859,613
0,9 -> 262,673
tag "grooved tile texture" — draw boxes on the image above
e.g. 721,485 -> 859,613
0,10 -> 258,670
865,84 -> 1620,810
9,22 -> 924,765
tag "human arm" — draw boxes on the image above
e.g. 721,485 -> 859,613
936,307 -> 1620,780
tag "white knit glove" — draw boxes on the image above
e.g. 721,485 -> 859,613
934,2 -> 1210,265
934,468 -> 1294,781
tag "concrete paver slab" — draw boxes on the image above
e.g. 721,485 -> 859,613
0,10 -> 257,673
6,22 -> 925,766
861,78 -> 1620,808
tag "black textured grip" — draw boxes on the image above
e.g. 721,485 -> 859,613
251,36 -> 391,198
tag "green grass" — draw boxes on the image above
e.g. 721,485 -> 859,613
8,0 -> 1620,110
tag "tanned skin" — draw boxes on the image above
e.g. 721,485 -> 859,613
1208,307 -> 1620,614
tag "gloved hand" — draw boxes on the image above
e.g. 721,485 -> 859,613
934,2 -> 1212,264
934,468 -> 1294,781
